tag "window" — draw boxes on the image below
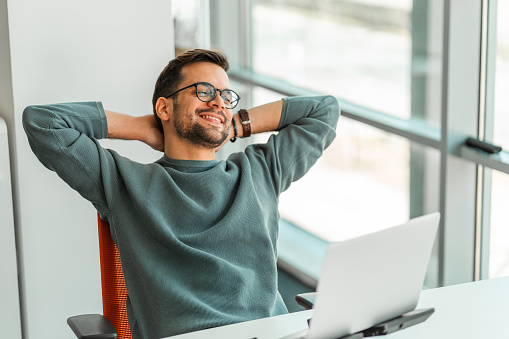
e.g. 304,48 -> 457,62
246,0 -> 444,287
493,0 -> 509,150
172,0 -> 200,53
172,0 -> 211,54
192,0 -> 509,287
482,0 -> 509,279
488,170 -> 509,278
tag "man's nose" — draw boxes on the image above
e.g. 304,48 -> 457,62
207,93 -> 226,110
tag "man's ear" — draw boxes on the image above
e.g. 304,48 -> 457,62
155,97 -> 172,123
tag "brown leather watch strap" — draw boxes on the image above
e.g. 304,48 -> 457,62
238,109 -> 251,138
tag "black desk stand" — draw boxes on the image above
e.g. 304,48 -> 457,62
296,293 -> 434,338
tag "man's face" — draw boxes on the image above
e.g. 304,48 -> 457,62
170,62 -> 233,149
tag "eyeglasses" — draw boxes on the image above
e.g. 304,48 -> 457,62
165,82 -> 241,109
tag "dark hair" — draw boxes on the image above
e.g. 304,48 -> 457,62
152,49 -> 230,133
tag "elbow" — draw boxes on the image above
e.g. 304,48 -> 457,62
22,105 -> 39,132
324,95 -> 340,115
22,104 -> 53,137
320,95 -> 341,127
22,105 -> 42,124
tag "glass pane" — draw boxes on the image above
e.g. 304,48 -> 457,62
493,0 -> 509,150
279,119 -> 411,240
172,0 -> 200,54
251,0 -> 443,125
252,87 -> 440,238
489,170 -> 509,278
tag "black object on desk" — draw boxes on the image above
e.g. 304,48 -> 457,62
360,307 -> 434,337
296,293 -> 434,339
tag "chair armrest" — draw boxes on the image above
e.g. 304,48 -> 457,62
295,292 -> 317,310
67,314 -> 118,339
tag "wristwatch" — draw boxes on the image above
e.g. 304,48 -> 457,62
238,109 -> 251,138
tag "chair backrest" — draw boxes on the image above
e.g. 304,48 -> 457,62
97,214 -> 132,339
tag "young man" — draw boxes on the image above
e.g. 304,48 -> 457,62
23,49 -> 340,339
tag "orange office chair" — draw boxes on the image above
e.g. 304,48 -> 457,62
67,214 -> 132,339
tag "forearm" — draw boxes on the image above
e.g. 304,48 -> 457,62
231,99 -> 284,139
105,110 -> 164,151
245,95 -> 340,194
230,95 -> 339,139
106,110 -> 143,140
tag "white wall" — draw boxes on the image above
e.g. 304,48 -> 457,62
0,1 -> 174,338
0,119 -> 22,339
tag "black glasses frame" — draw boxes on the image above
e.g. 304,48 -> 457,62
164,82 -> 241,109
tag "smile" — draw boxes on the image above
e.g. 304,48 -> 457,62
198,113 -> 224,125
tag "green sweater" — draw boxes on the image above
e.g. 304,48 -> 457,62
23,95 -> 339,338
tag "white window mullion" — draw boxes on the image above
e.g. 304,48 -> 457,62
479,0 -> 498,280
439,0 -> 483,286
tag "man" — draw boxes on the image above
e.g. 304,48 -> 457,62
23,49 -> 339,339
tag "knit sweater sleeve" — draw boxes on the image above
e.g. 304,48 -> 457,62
22,102 -> 114,214
246,95 -> 340,195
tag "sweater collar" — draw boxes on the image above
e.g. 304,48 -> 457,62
156,154 -> 218,173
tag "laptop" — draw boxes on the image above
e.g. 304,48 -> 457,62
283,212 -> 440,339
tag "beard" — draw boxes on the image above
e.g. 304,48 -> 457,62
172,98 -> 229,149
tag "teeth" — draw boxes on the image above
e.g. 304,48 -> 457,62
201,115 -> 221,123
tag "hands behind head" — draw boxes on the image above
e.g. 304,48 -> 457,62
141,115 -> 165,152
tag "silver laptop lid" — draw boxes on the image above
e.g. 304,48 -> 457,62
308,212 -> 440,339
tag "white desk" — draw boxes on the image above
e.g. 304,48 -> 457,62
165,276 -> 509,338
389,276 -> 509,339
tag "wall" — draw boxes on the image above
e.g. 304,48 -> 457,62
0,119 -> 22,338
0,1 -> 174,337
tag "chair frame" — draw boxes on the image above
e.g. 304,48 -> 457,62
67,214 -> 132,339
